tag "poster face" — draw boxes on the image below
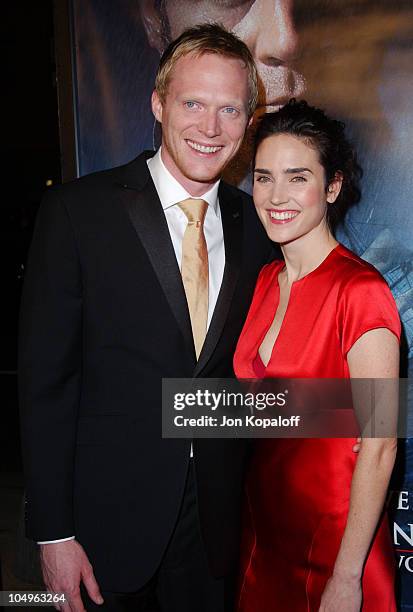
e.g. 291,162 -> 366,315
69,0 -> 413,604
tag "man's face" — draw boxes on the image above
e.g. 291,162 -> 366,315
151,52 -> 251,195
144,0 -> 305,110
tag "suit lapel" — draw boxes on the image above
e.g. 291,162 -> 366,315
116,153 -> 196,361
194,183 -> 243,376
116,154 -> 243,375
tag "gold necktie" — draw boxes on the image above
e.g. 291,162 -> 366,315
178,198 -> 209,359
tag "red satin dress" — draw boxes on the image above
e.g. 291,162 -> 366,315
233,244 -> 400,612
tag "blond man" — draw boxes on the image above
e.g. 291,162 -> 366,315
19,24 -> 271,611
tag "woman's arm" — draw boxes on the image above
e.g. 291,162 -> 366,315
319,327 -> 399,612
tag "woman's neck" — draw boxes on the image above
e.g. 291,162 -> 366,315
280,225 -> 338,285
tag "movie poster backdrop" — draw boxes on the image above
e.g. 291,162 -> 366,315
65,1 -> 413,606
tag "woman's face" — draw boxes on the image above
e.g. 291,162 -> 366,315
253,133 -> 340,245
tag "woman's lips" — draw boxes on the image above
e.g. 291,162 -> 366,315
268,210 -> 300,224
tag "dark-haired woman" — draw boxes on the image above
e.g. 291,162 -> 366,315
234,100 -> 400,611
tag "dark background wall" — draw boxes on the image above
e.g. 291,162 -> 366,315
1,1 -> 60,470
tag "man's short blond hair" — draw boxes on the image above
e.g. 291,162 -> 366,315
154,23 -> 259,117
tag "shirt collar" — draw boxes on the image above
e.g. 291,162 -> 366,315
147,148 -> 220,216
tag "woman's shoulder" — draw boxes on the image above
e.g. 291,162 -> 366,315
333,244 -> 388,289
333,245 -> 401,348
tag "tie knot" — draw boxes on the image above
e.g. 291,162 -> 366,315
178,198 -> 208,225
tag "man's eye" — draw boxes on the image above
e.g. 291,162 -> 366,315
291,176 -> 306,182
223,107 -> 237,114
184,101 -> 198,109
255,175 -> 270,183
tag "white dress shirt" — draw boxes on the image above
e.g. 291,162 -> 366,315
148,148 -> 225,460
147,148 -> 225,328
39,149 -> 225,544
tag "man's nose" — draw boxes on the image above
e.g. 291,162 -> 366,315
199,110 -> 221,138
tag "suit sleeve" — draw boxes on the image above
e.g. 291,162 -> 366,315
19,189 -> 82,541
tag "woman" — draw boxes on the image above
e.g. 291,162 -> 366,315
234,100 -> 400,611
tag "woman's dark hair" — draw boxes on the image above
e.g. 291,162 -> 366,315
254,99 -> 363,232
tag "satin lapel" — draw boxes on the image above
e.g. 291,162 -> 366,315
194,183 -> 243,377
118,161 -> 196,361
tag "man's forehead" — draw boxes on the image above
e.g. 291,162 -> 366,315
167,52 -> 249,98
169,51 -> 248,80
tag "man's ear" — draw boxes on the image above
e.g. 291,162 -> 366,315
140,0 -> 164,53
151,90 -> 163,123
326,172 -> 343,204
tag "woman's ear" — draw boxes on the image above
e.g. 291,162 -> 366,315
140,0 -> 165,53
326,172 -> 343,204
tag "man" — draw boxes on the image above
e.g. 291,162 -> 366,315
75,0 -> 306,176
140,0 -> 305,186
19,24 -> 271,612
139,0 -> 306,187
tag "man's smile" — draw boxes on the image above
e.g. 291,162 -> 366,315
186,139 -> 224,155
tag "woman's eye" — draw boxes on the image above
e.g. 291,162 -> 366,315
223,107 -> 237,114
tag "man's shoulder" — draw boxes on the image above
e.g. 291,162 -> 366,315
50,151 -> 154,204
219,180 -> 272,260
219,180 -> 252,204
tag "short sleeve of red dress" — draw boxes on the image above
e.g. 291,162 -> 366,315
337,267 -> 401,357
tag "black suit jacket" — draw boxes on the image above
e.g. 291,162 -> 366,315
19,151 -> 272,591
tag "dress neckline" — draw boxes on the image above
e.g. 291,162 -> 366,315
277,243 -> 341,287
253,351 -> 267,377
258,244 -> 342,372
